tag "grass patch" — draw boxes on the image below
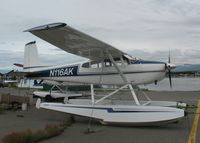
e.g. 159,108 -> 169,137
0,104 -> 8,114
0,103 -> 21,112
0,106 -> 4,114
1,115 -> 74,143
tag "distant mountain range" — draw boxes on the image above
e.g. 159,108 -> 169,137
0,68 -> 13,75
172,64 -> 200,73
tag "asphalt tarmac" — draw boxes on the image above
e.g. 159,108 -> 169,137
40,90 -> 200,143
0,88 -> 199,143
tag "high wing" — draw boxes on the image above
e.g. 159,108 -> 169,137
25,23 -> 132,61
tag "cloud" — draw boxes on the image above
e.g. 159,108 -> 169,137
0,50 -> 23,67
129,48 -> 200,64
0,0 -> 200,67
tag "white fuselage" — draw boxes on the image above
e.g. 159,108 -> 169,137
25,60 -> 166,85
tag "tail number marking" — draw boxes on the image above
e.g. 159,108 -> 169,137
49,67 -> 74,77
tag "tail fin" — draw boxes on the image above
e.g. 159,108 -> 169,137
24,41 -> 42,70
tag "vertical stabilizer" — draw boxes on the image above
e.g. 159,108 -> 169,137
24,41 -> 41,69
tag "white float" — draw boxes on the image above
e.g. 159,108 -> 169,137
36,98 -> 185,125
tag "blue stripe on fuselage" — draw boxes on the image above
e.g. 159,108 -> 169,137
26,61 -> 166,78
27,70 -> 165,78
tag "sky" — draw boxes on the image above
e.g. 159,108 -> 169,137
0,0 -> 200,69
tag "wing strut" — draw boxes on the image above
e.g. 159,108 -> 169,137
107,52 -> 140,105
90,84 -> 95,104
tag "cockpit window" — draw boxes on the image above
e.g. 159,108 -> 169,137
130,60 -> 136,64
130,59 -> 141,64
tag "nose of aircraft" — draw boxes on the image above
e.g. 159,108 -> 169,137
166,63 -> 176,70
165,62 -> 176,88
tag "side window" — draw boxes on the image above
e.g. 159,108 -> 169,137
91,63 -> 98,68
105,61 -> 112,67
91,61 -> 103,68
82,62 -> 89,68
82,61 -> 102,68
98,63 -> 102,68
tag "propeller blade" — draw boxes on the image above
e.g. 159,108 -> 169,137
168,49 -> 172,88
168,69 -> 172,88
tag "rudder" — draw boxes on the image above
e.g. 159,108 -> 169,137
24,41 -> 41,69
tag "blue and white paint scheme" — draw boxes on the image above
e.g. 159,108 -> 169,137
24,23 -> 184,125
23,44 -> 168,86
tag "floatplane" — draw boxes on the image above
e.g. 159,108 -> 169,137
22,23 -> 186,125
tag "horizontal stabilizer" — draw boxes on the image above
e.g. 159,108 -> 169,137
13,63 -> 24,67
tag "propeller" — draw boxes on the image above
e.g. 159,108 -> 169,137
166,49 -> 176,88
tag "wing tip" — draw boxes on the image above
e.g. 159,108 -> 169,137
24,22 -> 67,32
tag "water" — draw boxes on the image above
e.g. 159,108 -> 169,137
139,77 -> 200,91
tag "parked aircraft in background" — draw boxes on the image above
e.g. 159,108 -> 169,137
0,69 -> 19,87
